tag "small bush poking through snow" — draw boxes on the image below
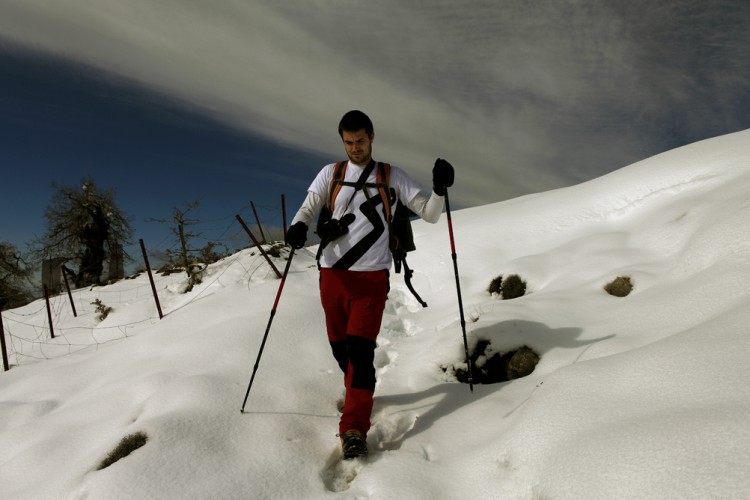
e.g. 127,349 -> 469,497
267,242 -> 286,258
97,432 -> 148,470
91,299 -> 113,321
501,274 -> 527,300
487,275 -> 503,295
605,276 -> 633,297
487,274 -> 527,299
157,264 -> 183,276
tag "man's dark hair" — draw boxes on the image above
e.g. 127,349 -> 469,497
338,110 -> 374,137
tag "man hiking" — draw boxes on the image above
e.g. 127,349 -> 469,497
285,110 -> 454,459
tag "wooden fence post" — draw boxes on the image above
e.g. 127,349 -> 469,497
61,265 -> 77,317
139,239 -> 164,320
235,214 -> 282,279
250,201 -> 267,244
43,284 -> 55,339
0,305 -> 9,371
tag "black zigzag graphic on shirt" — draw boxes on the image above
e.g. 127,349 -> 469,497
332,193 -> 386,270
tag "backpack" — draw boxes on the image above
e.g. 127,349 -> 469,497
316,160 -> 427,307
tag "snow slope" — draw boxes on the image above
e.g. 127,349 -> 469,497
1,129 -> 749,499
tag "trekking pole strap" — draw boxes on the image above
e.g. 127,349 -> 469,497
401,259 -> 428,308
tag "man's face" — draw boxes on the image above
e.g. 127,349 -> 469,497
341,128 -> 374,165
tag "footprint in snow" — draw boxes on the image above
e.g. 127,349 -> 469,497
369,410 -> 418,451
320,411 -> 420,491
320,447 -> 368,492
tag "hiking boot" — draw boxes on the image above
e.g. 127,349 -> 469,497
339,430 -> 368,460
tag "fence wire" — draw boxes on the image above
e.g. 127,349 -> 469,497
2,243 -> 283,370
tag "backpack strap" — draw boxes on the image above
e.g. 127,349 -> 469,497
328,160 -> 378,208
375,162 -> 392,223
376,162 -> 401,262
327,161 -> 348,213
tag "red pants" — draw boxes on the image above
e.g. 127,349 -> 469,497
320,268 -> 389,436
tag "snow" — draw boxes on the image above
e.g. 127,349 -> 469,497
2,129 -> 750,499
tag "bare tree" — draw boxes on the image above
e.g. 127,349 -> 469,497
33,178 -> 133,287
0,242 -> 34,308
148,200 -> 204,291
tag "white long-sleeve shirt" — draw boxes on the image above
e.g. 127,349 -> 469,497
292,161 -> 444,271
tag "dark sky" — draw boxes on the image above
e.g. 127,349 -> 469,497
0,46 -> 325,264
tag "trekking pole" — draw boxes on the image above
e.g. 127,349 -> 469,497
240,248 -> 295,413
444,188 -> 474,392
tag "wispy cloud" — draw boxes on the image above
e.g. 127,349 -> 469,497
1,0 -> 748,206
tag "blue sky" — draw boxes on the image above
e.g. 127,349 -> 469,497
1,1 -> 749,270
1,46 -> 325,263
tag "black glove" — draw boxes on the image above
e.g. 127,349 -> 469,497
432,158 -> 454,196
285,221 -> 308,249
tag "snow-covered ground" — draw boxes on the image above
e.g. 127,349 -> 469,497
2,129 -> 749,499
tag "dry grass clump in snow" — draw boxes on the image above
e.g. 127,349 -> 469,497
97,432 -> 148,470
266,242 -> 286,258
506,346 -> 540,380
91,299 -> 113,321
605,276 -> 633,297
